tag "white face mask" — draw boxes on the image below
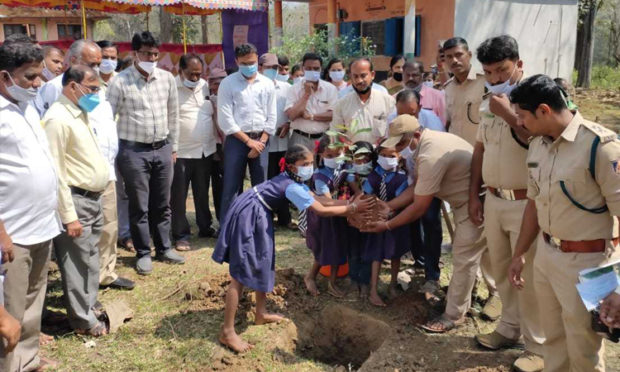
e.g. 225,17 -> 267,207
377,155 -> 399,171
138,61 -> 157,75
183,77 -> 199,89
329,70 -> 345,82
304,70 -> 321,82
353,162 -> 373,175
276,74 -> 289,82
100,58 -> 117,74
293,77 -> 303,85
422,81 -> 434,88
485,64 -> 518,96
296,165 -> 314,181
398,140 -> 414,158
323,157 -> 343,169
3,71 -> 38,102
41,61 -> 56,81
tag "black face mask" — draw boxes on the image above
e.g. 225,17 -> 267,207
393,72 -> 403,82
353,84 -> 371,95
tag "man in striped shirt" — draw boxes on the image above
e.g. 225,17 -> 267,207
107,31 -> 185,275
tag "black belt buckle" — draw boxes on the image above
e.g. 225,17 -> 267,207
294,129 -> 321,139
70,186 -> 102,199
151,140 -> 167,150
245,132 -> 262,140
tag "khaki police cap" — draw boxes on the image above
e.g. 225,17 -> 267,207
382,114 -> 421,148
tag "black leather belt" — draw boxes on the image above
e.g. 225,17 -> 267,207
244,132 -> 263,140
293,129 -> 323,139
120,139 -> 168,149
70,186 -> 102,199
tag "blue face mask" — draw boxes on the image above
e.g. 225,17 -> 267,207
262,68 -> 278,80
276,73 -> 289,82
295,165 -> 314,181
239,63 -> 258,78
76,85 -> 100,112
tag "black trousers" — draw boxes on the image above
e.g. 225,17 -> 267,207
117,142 -> 173,258
170,155 -> 215,241
210,145 -> 224,222
268,151 -> 291,226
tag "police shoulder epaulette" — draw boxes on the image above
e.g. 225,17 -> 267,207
582,120 -> 617,144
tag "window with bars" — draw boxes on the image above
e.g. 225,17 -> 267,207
3,24 -> 36,39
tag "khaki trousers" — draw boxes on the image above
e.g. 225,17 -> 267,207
484,193 -> 544,354
534,235 -> 619,372
444,204 -> 485,320
99,181 -> 119,285
0,240 -> 52,372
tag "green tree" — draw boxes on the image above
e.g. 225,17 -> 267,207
270,29 -> 376,66
576,0 -> 605,87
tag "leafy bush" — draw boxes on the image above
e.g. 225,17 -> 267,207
270,28 -> 376,66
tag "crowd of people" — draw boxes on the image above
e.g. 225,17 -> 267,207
0,29 -> 619,372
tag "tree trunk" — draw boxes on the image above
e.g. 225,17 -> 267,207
159,9 -> 173,43
574,21 -> 584,72
201,15 -> 209,44
576,2 -> 599,88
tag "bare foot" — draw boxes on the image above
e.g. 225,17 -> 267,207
39,332 -> 54,346
360,285 -> 369,300
304,275 -> 320,296
369,293 -> 387,307
255,312 -> 287,325
388,283 -> 400,299
327,282 -> 345,298
218,327 -> 254,353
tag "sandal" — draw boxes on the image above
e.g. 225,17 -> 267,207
118,238 -> 135,252
420,315 -> 463,333
76,320 -> 109,337
175,240 -> 191,252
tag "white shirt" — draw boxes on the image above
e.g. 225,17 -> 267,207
217,72 -> 277,136
338,82 -> 388,98
33,73 -> 63,116
0,95 -> 61,245
176,76 -> 216,158
285,79 -> 338,134
269,79 -> 291,153
331,88 -> 395,143
34,73 -> 119,181
91,97 -> 119,182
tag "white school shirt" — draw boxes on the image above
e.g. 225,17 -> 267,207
0,95 -> 61,245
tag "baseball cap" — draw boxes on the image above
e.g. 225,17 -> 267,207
258,53 -> 279,67
382,114 -> 421,148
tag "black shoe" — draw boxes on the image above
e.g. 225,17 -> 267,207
100,277 -> 136,290
198,226 -> 218,238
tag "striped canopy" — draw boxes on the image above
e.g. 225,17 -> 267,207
107,0 -> 267,12
1,0 -> 149,14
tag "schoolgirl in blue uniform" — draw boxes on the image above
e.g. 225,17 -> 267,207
304,135 -> 351,298
362,141 -> 410,307
212,145 -> 373,353
345,141 -> 375,299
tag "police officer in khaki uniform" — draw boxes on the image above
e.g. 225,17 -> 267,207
508,74 -> 620,372
443,36 -> 500,320
469,35 -> 544,372
365,115 -> 485,333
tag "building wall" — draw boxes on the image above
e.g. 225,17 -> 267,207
0,17 -> 95,42
308,0 -> 455,70
454,0 -> 578,81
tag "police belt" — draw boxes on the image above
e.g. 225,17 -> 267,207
487,187 -> 528,201
542,232 -> 618,253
